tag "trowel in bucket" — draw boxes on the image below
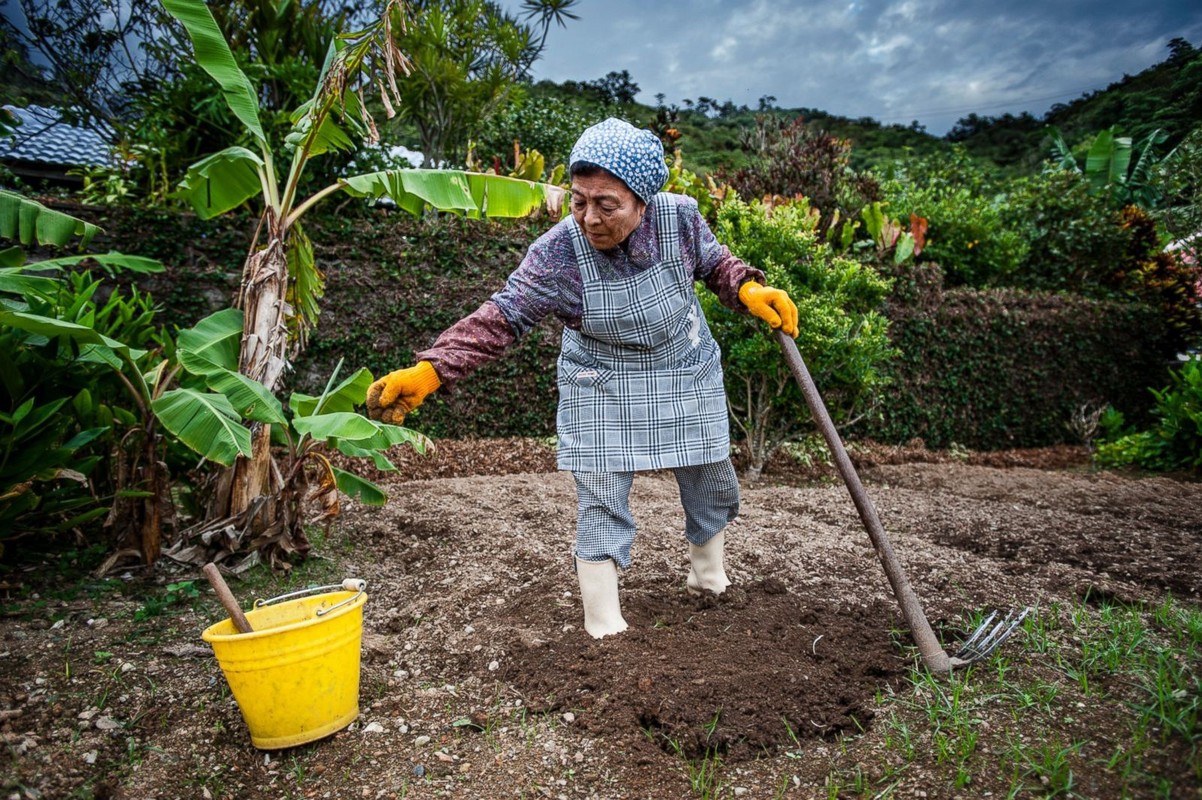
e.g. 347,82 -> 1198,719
774,330 -> 1028,672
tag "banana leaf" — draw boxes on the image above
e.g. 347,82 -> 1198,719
331,465 -> 387,505
160,0 -> 267,147
341,169 -> 477,216
290,367 -> 373,416
0,190 -> 100,248
286,223 -> 323,331
177,307 -> 243,376
466,172 -> 563,218
16,252 -> 165,275
0,267 -> 59,297
151,388 -> 254,467
204,367 -> 287,425
292,411 -> 381,442
330,438 -> 397,471
175,147 -> 266,220
0,310 -> 146,363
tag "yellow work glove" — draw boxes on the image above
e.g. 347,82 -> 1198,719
739,281 -> 799,337
365,361 -> 441,425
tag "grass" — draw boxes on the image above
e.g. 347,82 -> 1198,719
817,595 -> 1202,798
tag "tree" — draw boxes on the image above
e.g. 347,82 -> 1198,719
389,0 -> 535,167
518,0 -> 579,76
160,0 -> 565,566
727,115 -> 881,237
0,0 -> 171,132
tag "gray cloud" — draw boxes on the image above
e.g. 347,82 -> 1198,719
496,0 -> 1202,134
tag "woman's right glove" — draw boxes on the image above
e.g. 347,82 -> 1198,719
366,361 -> 441,425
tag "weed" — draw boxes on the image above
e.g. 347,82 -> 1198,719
134,580 -> 200,621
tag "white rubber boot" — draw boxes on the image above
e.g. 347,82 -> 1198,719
687,531 -> 731,595
575,557 -> 628,638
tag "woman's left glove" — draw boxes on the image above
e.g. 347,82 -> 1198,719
739,281 -> 799,337
366,361 -> 441,425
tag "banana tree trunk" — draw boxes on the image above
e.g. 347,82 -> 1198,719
210,211 -> 291,524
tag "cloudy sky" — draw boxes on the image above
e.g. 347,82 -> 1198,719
494,0 -> 1202,135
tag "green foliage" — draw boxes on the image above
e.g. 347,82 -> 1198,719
1152,126 -> 1202,268
706,197 -> 895,475
1096,359 -> 1202,472
1002,170 -> 1128,292
1047,125 -> 1171,209
134,579 -> 200,620
1112,205 -> 1202,348
725,116 -> 881,237
867,286 -> 1177,449
475,91 -> 595,168
880,148 -> 1028,287
387,0 -> 536,167
0,268 -> 165,547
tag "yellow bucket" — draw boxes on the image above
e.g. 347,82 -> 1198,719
202,580 -> 368,750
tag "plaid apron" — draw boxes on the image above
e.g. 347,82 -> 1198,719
556,193 -> 730,472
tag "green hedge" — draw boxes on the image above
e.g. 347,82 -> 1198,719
72,201 -> 1175,448
864,279 -> 1176,449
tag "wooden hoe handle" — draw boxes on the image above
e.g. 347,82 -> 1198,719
202,563 -> 254,634
775,331 -> 952,672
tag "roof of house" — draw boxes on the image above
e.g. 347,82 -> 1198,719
0,105 -> 116,169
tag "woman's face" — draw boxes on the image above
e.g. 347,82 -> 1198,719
570,171 -> 646,251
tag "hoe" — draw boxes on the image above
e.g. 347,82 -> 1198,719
775,331 -> 1028,671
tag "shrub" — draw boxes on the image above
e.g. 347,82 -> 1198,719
1003,170 -> 1129,292
476,93 -> 596,168
1,268 -> 167,549
880,149 -> 1027,287
867,286 -> 1177,449
1096,358 -> 1202,472
722,116 -> 881,238
706,197 -> 895,478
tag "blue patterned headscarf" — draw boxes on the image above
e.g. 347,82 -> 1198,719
569,118 -> 668,205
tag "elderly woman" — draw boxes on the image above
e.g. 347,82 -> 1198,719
367,118 -> 797,638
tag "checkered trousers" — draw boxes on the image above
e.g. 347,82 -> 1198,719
556,193 -> 730,472
573,459 -> 741,567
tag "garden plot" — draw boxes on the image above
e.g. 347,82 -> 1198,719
1,440 -> 1199,799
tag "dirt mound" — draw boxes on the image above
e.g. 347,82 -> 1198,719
497,578 -> 903,762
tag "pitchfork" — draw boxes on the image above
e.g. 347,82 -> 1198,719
775,331 -> 1029,671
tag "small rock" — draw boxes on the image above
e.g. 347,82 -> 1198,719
488,660 -> 499,672
94,716 -> 121,731
362,722 -> 385,734
561,712 -> 575,724
435,750 -> 454,763
82,750 -> 98,764
414,735 -> 431,747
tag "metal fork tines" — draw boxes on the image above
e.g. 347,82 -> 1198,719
950,607 -> 1031,665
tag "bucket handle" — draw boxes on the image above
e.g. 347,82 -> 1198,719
254,579 -> 367,617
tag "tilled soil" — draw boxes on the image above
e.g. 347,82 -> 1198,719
1,439 -> 1200,799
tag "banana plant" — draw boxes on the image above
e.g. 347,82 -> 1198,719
1046,125 -> 1170,208
2,290 -> 425,569
161,0 -> 565,554
152,308 -> 429,572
